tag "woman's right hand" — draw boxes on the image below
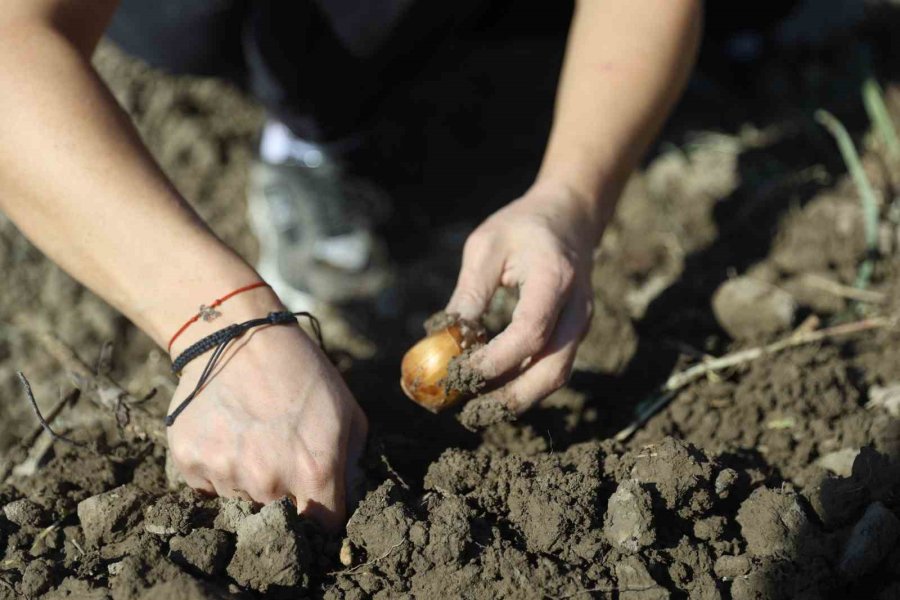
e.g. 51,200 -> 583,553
166,307 -> 367,532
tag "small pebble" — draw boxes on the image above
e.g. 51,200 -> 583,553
339,538 -> 354,567
715,468 -> 739,499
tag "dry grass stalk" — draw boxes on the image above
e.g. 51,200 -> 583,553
615,315 -> 894,441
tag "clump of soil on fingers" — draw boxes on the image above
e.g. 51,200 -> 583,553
2,22 -> 900,600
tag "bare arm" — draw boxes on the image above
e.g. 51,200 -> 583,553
0,1 -> 366,529
0,0 -> 259,343
538,0 -> 701,234
538,0 -> 702,234
448,0 -> 702,410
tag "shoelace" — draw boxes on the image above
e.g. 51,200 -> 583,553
166,311 -> 323,426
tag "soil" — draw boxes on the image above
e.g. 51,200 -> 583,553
2,15 -> 900,600
456,395 -> 515,431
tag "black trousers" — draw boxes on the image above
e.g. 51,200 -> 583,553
107,0 -> 573,143
107,1 -> 796,143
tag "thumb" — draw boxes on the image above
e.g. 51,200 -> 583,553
446,234 -> 503,321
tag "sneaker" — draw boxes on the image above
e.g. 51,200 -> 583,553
247,121 -> 394,310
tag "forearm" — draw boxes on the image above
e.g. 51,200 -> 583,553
0,14 -> 271,349
536,0 -> 702,241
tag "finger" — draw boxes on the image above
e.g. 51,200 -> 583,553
225,488 -> 255,503
197,448 -> 244,500
235,453 -> 290,505
170,440 -> 221,497
470,259 -> 575,379
295,473 -> 344,532
344,409 -> 368,514
494,290 -> 593,414
209,477 -> 241,501
181,471 -> 216,496
446,233 -> 504,321
291,447 -> 347,533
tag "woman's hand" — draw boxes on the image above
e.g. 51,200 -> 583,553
446,181 -> 603,414
167,312 -> 367,532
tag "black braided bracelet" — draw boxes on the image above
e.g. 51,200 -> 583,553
166,311 -> 324,427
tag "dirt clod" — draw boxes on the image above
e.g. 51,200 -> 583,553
43,577 -> 108,600
346,480 -> 414,560
504,452 -> 603,561
614,556 -> 668,599
804,469 -> 868,529
226,498 -> 310,593
143,493 -> 195,536
712,276 -> 797,340
816,447 -> 860,477
20,558 -> 54,597
714,554 -> 752,579
714,468 -> 739,499
456,395 -> 514,431
170,528 -> 233,577
136,575 -> 230,600
736,487 -> 819,560
3,498 -> 47,528
604,478 -> 655,552
629,437 -> 715,518
838,502 -> 900,580
212,497 -> 253,534
76,485 -> 146,547
694,515 -> 727,542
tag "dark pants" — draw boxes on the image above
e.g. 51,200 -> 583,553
107,1 -> 798,144
107,0 -> 572,143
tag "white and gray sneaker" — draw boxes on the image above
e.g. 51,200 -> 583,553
248,121 -> 394,311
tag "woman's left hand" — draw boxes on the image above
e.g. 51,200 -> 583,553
445,180 -> 604,413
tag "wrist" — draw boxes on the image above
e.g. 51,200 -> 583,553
535,130 -> 632,246
165,282 -> 286,359
168,300 -> 325,420
526,173 -> 618,247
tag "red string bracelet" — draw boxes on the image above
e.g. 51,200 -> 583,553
167,281 -> 271,354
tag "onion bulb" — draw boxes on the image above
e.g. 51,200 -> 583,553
400,318 -> 486,412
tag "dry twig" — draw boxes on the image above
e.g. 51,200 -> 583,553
800,273 -> 886,304
0,388 -> 77,482
24,326 -> 165,444
17,372 -> 86,447
667,317 -> 889,391
615,316 -> 894,441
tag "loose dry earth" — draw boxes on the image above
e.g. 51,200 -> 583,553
1,23 -> 900,600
